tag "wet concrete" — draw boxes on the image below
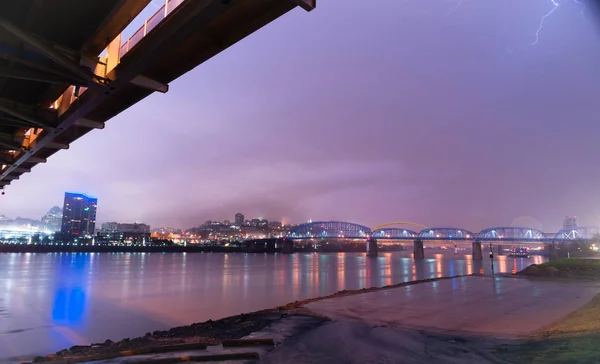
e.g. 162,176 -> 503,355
259,276 -> 600,363
303,276 -> 600,338
30,276 -> 600,363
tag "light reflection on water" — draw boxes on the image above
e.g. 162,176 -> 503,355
0,251 -> 546,362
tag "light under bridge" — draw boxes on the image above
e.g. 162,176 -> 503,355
283,221 -> 599,259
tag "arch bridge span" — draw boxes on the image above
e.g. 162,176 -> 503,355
285,221 -> 599,243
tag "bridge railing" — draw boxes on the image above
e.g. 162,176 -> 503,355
119,0 -> 186,58
50,0 -> 188,115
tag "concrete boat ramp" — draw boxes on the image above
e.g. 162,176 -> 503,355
52,275 -> 600,363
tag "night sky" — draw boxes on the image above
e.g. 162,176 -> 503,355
2,0 -> 599,231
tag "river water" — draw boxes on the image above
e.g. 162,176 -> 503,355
0,251 -> 545,361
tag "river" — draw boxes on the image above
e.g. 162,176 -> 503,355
0,251 -> 545,361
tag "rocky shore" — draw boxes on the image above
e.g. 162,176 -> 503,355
27,275 -> 468,363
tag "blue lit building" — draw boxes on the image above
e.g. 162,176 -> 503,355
61,192 -> 97,238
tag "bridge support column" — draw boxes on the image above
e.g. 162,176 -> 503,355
472,241 -> 483,260
413,239 -> 424,260
367,238 -> 378,257
281,239 -> 294,254
546,242 -> 559,261
497,245 -> 504,256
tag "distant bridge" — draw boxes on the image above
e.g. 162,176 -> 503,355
283,221 -> 598,259
285,221 -> 599,244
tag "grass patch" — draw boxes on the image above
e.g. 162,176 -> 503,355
497,293 -> 600,363
539,259 -> 600,271
520,258 -> 600,278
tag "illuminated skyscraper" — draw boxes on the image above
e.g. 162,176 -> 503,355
61,192 -> 97,237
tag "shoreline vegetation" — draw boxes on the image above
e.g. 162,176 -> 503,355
518,258 -> 600,279
25,275 -> 469,363
500,258 -> 600,363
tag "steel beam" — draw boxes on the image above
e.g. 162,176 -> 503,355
0,65 -> 87,85
0,100 -> 57,129
0,115 -> 52,130
81,0 -> 152,55
75,118 -> 105,129
293,0 -> 316,12
12,167 -> 30,173
45,142 -> 69,150
0,16 -> 95,84
26,156 -> 46,163
4,175 -> 18,180
0,138 -> 21,150
130,75 -> 169,93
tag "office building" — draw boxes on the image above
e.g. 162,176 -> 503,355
235,213 -> 244,226
41,206 -> 62,232
97,222 -> 151,244
61,192 -> 97,237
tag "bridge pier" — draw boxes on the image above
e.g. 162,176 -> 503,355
472,241 -> 483,260
281,239 -> 294,254
497,245 -> 504,256
413,239 -> 424,260
546,242 -> 561,260
367,237 -> 378,257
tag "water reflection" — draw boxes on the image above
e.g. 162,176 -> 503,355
0,251 -> 547,361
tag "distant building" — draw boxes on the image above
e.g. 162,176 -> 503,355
101,222 -> 119,231
97,222 -> 151,244
564,216 -> 578,230
61,192 -> 97,238
41,206 -> 62,232
250,218 -> 268,228
269,221 -> 282,229
235,213 -> 244,226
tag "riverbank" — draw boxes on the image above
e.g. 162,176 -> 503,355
21,275 -> 467,363
519,258 -> 600,279
497,291 -> 600,363
496,259 -> 600,363
22,272 -> 600,363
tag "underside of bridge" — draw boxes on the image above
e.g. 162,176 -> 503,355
0,0 -> 315,187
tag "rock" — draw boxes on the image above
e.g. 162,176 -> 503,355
32,357 -> 46,363
56,349 -> 70,356
144,332 -> 151,337
69,345 -> 89,352
45,354 -> 58,359
103,339 -> 114,346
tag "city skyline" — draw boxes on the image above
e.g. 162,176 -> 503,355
0,200 -> 586,234
0,0 -> 599,232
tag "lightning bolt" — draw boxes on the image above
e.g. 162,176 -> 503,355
533,0 -> 587,45
533,0 -> 560,45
